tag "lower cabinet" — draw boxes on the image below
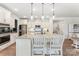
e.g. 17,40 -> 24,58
16,39 -> 31,56
10,33 -> 18,44
16,35 -> 64,56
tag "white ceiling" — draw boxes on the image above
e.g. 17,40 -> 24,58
1,3 -> 79,18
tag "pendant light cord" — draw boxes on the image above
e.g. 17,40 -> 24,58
42,3 -> 44,17
53,3 -> 55,19
31,3 -> 33,18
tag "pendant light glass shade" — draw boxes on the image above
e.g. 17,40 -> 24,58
41,3 -> 44,20
52,3 -> 55,19
33,8 -> 36,11
53,16 -> 55,19
41,16 -> 44,19
31,16 -> 33,20
31,3 -> 33,20
52,8 -> 55,11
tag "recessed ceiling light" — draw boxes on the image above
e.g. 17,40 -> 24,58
14,8 -> 18,11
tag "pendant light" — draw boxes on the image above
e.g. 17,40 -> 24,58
31,3 -> 33,20
52,3 -> 55,19
41,3 -> 44,20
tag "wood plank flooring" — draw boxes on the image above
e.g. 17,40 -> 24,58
0,39 -> 79,56
0,43 -> 16,56
63,39 -> 79,56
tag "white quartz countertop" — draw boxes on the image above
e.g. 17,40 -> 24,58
0,32 -> 17,37
16,34 -> 32,39
16,33 -> 63,39
17,34 -> 53,39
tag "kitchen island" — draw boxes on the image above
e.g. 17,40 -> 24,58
16,34 -> 64,56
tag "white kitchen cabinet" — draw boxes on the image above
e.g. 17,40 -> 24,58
19,19 -> 27,25
10,33 -> 18,44
0,6 -> 11,24
4,10 -> 11,24
16,34 -> 64,56
10,18 -> 15,28
16,39 -> 31,56
0,7 -> 5,23
9,14 -> 16,28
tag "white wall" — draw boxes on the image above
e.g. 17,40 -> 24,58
54,17 -> 79,38
54,17 -> 79,24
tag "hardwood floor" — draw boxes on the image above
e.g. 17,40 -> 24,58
0,43 -> 16,56
1,39 -> 79,56
63,39 -> 79,56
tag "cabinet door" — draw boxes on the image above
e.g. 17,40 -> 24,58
16,39 -> 31,56
4,10 -> 11,24
0,7 -> 4,23
0,7 -> 11,24
10,17 -> 15,28
10,33 -> 18,43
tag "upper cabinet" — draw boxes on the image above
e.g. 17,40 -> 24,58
19,19 -> 27,25
0,7 -> 5,23
0,6 -> 11,24
10,15 -> 15,28
4,9 -> 11,24
0,6 -> 19,29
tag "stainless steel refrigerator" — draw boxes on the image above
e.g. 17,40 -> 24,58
19,25 -> 27,36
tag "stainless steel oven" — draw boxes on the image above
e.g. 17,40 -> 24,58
0,23 -> 10,45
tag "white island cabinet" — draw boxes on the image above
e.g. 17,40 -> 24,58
16,34 -> 64,56
16,38 -> 31,56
